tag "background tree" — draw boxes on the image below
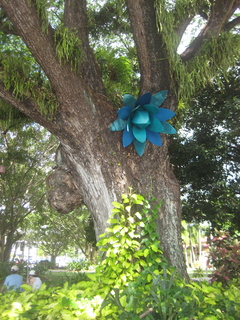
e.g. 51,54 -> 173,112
171,67 -> 240,235
0,124 -> 56,262
0,0 -> 239,278
26,206 -> 97,264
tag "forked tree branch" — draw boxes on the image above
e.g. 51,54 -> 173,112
64,0 -> 105,92
180,0 -> 240,62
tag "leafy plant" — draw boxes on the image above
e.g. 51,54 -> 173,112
67,260 -> 91,272
192,267 -> 206,278
0,193 -> 240,319
0,262 -> 13,282
208,233 -> 240,286
89,191 -> 166,295
92,191 -> 189,319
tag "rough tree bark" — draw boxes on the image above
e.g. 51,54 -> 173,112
0,0 -> 239,279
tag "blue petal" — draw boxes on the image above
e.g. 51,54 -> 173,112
126,117 -> 132,132
146,130 -> 162,146
110,118 -> 127,131
154,108 -> 175,121
142,104 -> 159,114
122,127 -> 134,147
147,115 -> 163,132
150,90 -> 168,107
117,106 -> 133,120
123,94 -> 136,107
134,140 -> 146,156
135,92 -> 151,107
132,110 -> 150,127
161,121 -> 177,134
132,125 -> 146,143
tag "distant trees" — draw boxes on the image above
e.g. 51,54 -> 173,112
0,124 -> 56,262
26,206 -> 97,265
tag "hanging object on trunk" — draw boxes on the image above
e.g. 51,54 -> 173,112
110,91 -> 176,156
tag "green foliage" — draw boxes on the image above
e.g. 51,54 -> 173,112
54,24 -> 82,69
155,0 -> 240,105
95,48 -> 139,106
45,270 -> 90,287
0,272 -> 239,319
26,206 -> 97,263
0,192 -> 240,319
29,0 -> 50,33
0,282 -> 102,319
67,260 -> 91,272
209,233 -> 240,286
88,1 -> 130,40
89,191 -> 166,296
188,281 -> 240,320
192,267 -> 206,278
0,51 -> 58,119
0,262 -> 13,282
170,67 -> 240,233
99,266 -> 240,319
0,124 -> 57,262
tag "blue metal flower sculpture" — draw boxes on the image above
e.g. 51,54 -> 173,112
110,91 -> 176,156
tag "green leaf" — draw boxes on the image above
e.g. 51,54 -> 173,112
108,218 -> 120,224
151,244 -> 159,252
135,212 -> 142,219
144,249 -> 149,257
112,201 -> 123,209
112,225 -> 122,233
128,216 -> 135,223
125,205 -> 131,213
21,284 -> 32,292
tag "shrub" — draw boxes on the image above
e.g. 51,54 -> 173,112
0,193 -> 240,319
89,191 -> 167,295
67,260 -> 91,272
0,262 -> 12,282
0,261 -> 27,283
192,267 -> 206,278
208,233 -> 240,286
0,283 -> 102,319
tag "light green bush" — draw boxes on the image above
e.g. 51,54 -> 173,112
0,192 -> 239,319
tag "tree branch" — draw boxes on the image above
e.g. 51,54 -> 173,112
180,0 -> 239,62
0,83 -> 58,132
64,0 -> 105,92
224,16 -> 240,31
0,0 -> 75,95
175,15 -> 194,47
125,0 -> 172,95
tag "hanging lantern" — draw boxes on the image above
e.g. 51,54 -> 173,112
0,166 -> 5,174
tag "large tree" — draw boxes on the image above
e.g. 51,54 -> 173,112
0,0 -> 239,278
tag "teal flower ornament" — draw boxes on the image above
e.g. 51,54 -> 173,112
110,91 -> 176,156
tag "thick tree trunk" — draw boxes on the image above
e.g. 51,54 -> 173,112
45,90 -> 187,278
0,0 -> 188,279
